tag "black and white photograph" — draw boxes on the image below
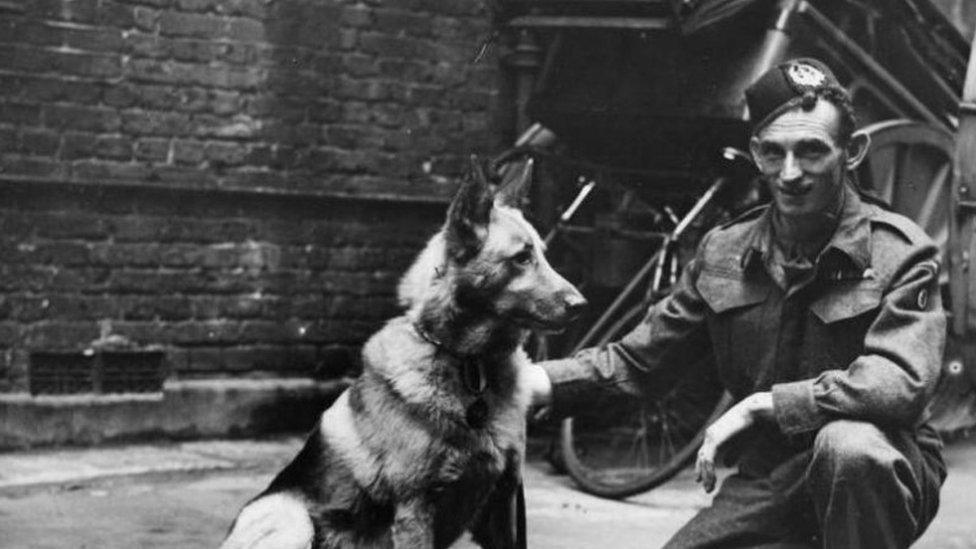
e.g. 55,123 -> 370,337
1,0 -> 975,547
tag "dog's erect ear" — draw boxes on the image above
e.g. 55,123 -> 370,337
493,157 -> 533,210
445,156 -> 494,263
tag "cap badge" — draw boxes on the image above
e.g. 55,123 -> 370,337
787,63 -> 826,88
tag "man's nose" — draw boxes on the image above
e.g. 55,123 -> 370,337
779,152 -> 802,182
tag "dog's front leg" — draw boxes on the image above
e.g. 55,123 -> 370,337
391,500 -> 435,549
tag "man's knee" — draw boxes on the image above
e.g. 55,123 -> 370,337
811,419 -> 905,478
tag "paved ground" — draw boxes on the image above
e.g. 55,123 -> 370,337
0,435 -> 974,548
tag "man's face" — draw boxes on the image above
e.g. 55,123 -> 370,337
750,99 -> 847,217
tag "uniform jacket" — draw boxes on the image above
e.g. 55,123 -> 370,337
542,184 -> 946,462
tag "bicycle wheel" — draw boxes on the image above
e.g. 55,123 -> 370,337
559,302 -> 733,499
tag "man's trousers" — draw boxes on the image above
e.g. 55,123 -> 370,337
664,420 -> 946,549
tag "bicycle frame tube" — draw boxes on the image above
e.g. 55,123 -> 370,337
572,176 -> 732,353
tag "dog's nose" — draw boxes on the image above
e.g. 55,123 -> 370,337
565,293 -> 588,318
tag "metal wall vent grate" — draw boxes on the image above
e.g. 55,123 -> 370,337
29,353 -> 96,395
29,351 -> 166,396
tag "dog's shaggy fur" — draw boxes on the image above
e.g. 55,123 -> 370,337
221,159 -> 585,549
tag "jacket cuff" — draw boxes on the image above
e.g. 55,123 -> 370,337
772,379 -> 826,435
538,358 -> 594,420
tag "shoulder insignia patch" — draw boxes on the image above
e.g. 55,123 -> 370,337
916,287 -> 930,310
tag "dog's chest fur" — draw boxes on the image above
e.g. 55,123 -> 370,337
314,317 -> 529,544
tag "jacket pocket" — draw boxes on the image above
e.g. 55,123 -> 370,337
809,282 -> 882,324
695,270 -> 770,314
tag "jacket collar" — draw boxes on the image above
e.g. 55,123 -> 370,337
740,182 -> 871,274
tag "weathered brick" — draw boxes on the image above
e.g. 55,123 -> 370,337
0,125 -> 15,151
71,159 -> 152,182
121,109 -> 190,135
62,27 -> 125,52
133,6 -> 161,31
217,41 -> 257,64
225,17 -> 264,42
209,89 -> 240,115
30,0 -> 99,24
47,50 -> 122,79
95,135 -> 133,160
45,105 -> 121,132
192,295 -> 267,320
118,295 -> 193,321
90,242 -> 164,267
125,32 -> 170,58
172,139 -> 205,164
0,154 -> 71,179
170,39 -> 216,62
107,269 -> 200,294
44,295 -> 120,320
174,0 -> 215,11
159,11 -> 223,38
0,322 -> 22,347
204,140 -> 247,165
340,6 -> 373,28
20,77 -> 102,104
30,241 -> 93,266
23,321 -> 100,350
6,296 -> 49,323
97,2 -> 138,28
20,128 -> 60,155
1,102 -> 42,125
373,9 -> 431,35
61,131 -> 97,160
33,211 -> 109,239
166,320 -> 243,344
222,0 -> 266,18
134,137 -> 170,161
103,83 -> 141,108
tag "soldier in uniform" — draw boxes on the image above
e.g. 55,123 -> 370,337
525,58 -> 947,547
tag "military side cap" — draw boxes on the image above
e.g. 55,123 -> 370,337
745,58 -> 847,133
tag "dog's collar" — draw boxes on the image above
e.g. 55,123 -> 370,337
412,321 -> 487,394
412,321 -> 490,429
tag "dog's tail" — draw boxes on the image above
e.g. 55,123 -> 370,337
219,493 -> 314,549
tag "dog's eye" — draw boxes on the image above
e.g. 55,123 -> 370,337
511,250 -> 534,266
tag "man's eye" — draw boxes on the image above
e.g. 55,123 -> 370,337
796,142 -> 831,159
511,250 -> 533,266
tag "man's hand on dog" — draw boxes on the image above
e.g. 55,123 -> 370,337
525,363 -> 553,409
220,493 -> 314,549
695,391 -> 773,493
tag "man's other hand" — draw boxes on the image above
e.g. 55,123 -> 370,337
695,391 -> 773,493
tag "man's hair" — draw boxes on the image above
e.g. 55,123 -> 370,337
793,87 -> 858,145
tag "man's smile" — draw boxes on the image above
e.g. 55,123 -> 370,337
777,184 -> 812,197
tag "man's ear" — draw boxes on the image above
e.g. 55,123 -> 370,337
844,131 -> 871,170
445,156 -> 494,263
748,136 -> 763,170
493,157 -> 534,209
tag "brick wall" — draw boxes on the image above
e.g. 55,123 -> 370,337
0,0 -> 505,394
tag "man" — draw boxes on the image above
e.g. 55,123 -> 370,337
526,58 -> 947,548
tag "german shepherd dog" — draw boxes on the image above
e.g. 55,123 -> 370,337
221,158 -> 586,549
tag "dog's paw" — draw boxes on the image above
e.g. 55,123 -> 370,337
220,493 -> 314,549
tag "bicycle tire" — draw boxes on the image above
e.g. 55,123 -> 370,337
559,303 -> 734,500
